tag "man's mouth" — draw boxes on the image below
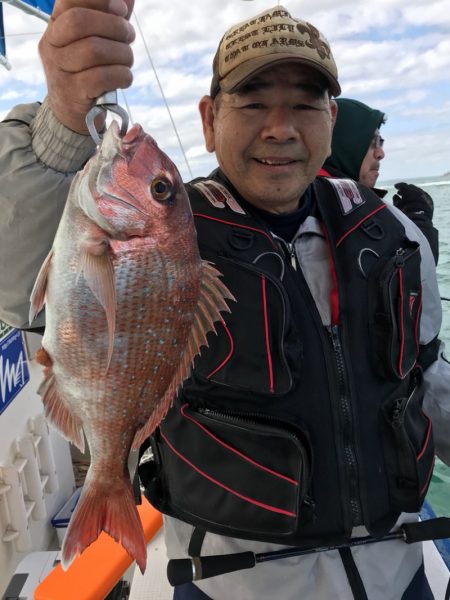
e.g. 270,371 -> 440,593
255,158 -> 297,166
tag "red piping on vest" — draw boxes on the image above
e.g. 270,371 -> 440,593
193,213 -> 277,248
321,225 -> 340,326
398,268 -> 406,378
414,290 -> 423,354
160,429 -> 297,517
180,403 -> 298,486
207,318 -> 234,379
420,454 -> 435,496
261,276 -> 275,393
336,205 -> 387,248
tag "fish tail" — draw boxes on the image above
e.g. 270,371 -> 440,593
61,476 -> 147,573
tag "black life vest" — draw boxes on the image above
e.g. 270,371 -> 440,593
140,176 -> 434,549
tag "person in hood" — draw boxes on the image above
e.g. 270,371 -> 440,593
321,98 -> 439,264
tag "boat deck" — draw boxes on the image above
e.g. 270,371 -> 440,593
130,529 -> 172,600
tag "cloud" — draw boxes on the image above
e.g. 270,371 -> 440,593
1,0 -> 450,181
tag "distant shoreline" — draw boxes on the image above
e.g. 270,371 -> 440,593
380,173 -> 450,187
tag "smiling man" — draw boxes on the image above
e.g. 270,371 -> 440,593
1,4 -> 450,600
199,63 -> 336,214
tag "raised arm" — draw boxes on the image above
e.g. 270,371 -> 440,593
0,0 -> 135,328
40,0 -> 135,133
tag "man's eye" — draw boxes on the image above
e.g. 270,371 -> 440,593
241,103 -> 265,110
294,103 -> 320,111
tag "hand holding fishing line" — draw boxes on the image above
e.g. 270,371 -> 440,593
38,0 -> 135,134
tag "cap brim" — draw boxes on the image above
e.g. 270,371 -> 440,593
219,54 -> 341,97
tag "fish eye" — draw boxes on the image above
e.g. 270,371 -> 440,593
150,176 -> 173,204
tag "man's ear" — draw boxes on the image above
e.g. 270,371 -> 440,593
330,98 -> 338,129
199,95 -> 216,153
324,99 -> 338,159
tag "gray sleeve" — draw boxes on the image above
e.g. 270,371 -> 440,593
0,99 -> 96,329
423,342 -> 450,466
386,205 -> 450,464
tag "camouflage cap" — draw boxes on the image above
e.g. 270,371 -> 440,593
210,5 -> 340,98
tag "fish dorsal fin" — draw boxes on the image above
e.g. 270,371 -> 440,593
131,261 -> 235,449
37,365 -> 85,453
29,248 -> 54,324
78,240 -> 116,373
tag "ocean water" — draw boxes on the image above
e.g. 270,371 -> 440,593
384,179 -> 450,517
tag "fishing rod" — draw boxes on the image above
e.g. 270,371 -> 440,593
166,518 -> 450,586
442,297 -> 450,302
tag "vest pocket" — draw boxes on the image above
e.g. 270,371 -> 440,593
381,369 -> 435,513
368,241 -> 422,380
154,403 -> 312,541
193,254 -> 295,395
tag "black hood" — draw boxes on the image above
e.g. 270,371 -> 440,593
324,98 -> 385,181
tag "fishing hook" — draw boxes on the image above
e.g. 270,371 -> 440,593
85,90 -> 129,145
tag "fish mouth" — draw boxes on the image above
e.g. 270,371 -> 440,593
100,122 -> 145,161
122,124 -> 144,145
96,124 -> 147,215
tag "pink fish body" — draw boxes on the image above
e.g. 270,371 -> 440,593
29,121 -> 233,572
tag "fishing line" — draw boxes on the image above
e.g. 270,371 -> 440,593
132,10 -> 193,180
0,31 -> 42,38
3,0 -> 49,22
120,89 -> 133,127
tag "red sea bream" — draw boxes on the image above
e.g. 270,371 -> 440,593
29,121 -> 233,572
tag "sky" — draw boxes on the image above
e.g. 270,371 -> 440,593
1,0 -> 450,184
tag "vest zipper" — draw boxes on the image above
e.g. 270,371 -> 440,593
274,234 -> 360,530
388,387 -> 417,487
328,324 -> 363,527
198,406 -> 304,445
271,235 -> 298,270
286,242 -> 298,270
278,233 -> 363,528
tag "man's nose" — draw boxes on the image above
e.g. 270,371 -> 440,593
261,106 -> 300,141
375,146 -> 385,160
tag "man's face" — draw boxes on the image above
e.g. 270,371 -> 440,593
199,63 -> 337,214
359,129 -> 385,188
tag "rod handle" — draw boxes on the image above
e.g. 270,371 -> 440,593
167,551 -> 256,586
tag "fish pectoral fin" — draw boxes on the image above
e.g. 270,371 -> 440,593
131,260 -> 234,450
29,248 -> 54,324
78,245 -> 116,372
38,369 -> 85,453
35,346 -> 52,368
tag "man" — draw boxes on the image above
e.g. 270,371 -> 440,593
0,5 -> 449,600
321,97 -> 439,264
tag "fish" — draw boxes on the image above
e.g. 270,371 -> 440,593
29,120 -> 234,573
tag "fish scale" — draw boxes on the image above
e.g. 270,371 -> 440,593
29,120 -> 234,573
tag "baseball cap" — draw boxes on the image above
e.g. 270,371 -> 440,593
210,5 -> 341,98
